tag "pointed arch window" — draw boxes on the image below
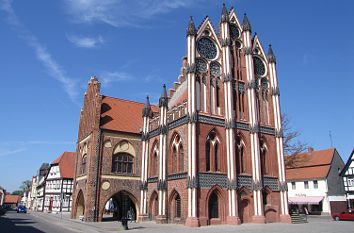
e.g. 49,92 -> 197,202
236,137 -> 246,174
153,151 -> 158,176
172,146 -> 177,173
206,130 -> 220,172
206,140 -> 211,171
179,145 -> 184,172
175,194 -> 181,218
196,77 -> 201,111
171,134 -> 184,173
81,154 -> 87,174
216,79 -> 220,109
214,143 -> 219,171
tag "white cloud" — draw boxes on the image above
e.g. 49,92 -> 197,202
100,71 -> 135,87
0,0 -> 79,103
64,0 -> 195,27
0,148 -> 26,157
66,34 -> 104,48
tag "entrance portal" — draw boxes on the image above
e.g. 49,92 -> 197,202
102,191 -> 137,222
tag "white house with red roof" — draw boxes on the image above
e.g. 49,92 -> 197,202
43,152 -> 76,213
340,149 -> 354,210
285,148 -> 346,215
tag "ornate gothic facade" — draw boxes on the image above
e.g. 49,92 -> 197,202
71,5 -> 291,226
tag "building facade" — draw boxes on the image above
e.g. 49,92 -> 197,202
72,5 -> 290,226
286,148 -> 346,215
35,163 -> 50,211
340,149 -> 354,210
43,152 -> 75,213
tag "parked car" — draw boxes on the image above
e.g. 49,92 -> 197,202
17,206 -> 27,214
332,211 -> 354,221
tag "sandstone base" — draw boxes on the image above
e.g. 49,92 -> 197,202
252,215 -> 266,224
226,216 -> 241,225
185,217 -> 200,227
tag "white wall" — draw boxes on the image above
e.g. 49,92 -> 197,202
287,179 -> 330,213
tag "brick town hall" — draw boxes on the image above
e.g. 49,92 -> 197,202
71,5 -> 291,226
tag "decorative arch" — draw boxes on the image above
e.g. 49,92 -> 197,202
148,191 -> 159,220
169,132 -> 185,173
205,129 -> 222,172
237,187 -> 253,223
149,140 -> 159,177
113,140 -> 136,157
235,133 -> 247,174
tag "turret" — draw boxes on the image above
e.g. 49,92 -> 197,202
242,13 -> 252,32
186,16 -> 197,37
267,44 -> 276,64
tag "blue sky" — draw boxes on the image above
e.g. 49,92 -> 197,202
0,0 -> 353,192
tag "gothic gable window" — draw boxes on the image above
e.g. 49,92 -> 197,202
261,78 -> 269,125
197,37 -> 217,60
253,56 -> 266,77
196,58 -> 208,74
206,140 -> 211,171
81,154 -> 87,174
150,142 -> 159,177
230,24 -> 240,40
112,153 -> 133,174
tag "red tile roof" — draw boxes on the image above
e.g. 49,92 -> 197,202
285,148 -> 335,181
100,96 -> 158,133
51,152 -> 76,179
4,195 -> 21,204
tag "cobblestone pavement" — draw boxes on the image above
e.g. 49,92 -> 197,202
29,211 -> 354,233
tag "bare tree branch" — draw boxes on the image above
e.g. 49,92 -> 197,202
282,113 -> 309,167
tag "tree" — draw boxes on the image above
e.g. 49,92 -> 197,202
19,180 -> 32,193
282,113 -> 308,156
12,190 -> 23,196
282,113 -> 309,167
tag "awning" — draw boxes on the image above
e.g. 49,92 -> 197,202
288,196 -> 323,205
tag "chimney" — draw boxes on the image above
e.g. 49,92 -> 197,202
307,147 -> 314,154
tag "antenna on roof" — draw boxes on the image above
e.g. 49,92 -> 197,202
329,130 -> 333,148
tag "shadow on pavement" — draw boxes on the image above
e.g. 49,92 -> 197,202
0,214 -> 45,233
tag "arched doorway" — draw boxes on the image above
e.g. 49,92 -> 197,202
207,188 -> 224,225
102,191 -> 137,222
149,191 -> 158,220
75,190 -> 85,219
238,189 -> 252,223
169,190 -> 182,223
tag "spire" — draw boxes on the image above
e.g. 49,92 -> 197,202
159,84 -> 168,108
142,96 -> 152,118
186,16 -> 197,36
221,3 -> 229,23
267,44 -> 276,64
242,13 -> 252,32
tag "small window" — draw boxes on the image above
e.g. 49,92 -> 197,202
304,181 -> 309,189
291,182 -> 296,190
112,153 -> 133,174
313,180 -> 318,189
81,155 -> 87,174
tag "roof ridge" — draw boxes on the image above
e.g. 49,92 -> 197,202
102,95 -> 158,106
